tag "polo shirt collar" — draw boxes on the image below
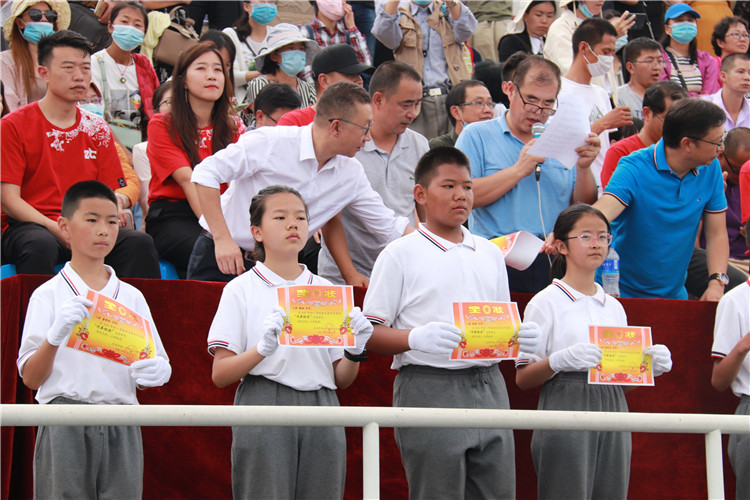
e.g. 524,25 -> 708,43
362,131 -> 410,156
654,139 -> 700,177
552,278 -> 606,305
299,125 -> 317,163
59,262 -> 120,299
417,223 -> 476,252
251,262 -> 314,287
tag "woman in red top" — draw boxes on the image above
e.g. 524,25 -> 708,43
146,42 -> 245,278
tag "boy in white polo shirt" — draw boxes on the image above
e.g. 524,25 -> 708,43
17,180 -> 171,499
363,147 -> 540,499
711,279 -> 750,500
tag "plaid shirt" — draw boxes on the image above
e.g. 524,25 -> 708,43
301,17 -> 373,66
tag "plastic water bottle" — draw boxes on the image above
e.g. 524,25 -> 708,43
601,246 -> 620,297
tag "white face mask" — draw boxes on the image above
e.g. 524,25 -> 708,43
583,44 -> 614,78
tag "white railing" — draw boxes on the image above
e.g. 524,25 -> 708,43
2,405 -> 748,500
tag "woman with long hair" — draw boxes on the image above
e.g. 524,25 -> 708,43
145,42 -> 245,278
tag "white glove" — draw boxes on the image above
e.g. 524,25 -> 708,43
47,296 -> 93,346
347,307 -> 373,355
517,321 -> 542,358
257,306 -> 285,357
549,343 -> 602,372
408,322 -> 462,355
130,357 -> 171,387
644,344 -> 673,376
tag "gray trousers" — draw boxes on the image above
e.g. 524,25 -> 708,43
34,397 -> 143,500
408,93 -> 452,141
394,364 -> 515,500
232,375 -> 346,500
531,372 -> 631,500
729,395 -> 750,500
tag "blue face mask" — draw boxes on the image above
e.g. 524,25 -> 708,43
111,24 -> 144,52
250,3 -> 277,25
615,35 -> 628,52
412,0 -> 432,7
79,100 -> 104,118
579,3 -> 595,18
279,49 -> 306,76
21,22 -> 54,44
670,22 -> 698,44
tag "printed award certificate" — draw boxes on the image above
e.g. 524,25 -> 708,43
66,291 -> 156,365
589,325 -> 654,386
451,302 -> 521,360
277,285 -> 355,347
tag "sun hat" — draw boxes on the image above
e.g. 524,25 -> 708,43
253,23 -> 320,72
3,0 -> 70,41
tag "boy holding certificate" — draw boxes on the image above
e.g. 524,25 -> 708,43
16,181 -> 171,499
363,147 -> 541,499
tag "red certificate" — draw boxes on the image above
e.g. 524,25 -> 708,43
588,325 -> 654,386
277,285 -> 355,347
451,302 -> 521,360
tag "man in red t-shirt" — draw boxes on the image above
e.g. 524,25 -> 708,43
1,30 -> 159,277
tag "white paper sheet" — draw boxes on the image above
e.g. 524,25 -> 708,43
527,94 -> 591,169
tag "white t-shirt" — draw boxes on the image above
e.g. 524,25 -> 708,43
363,224 -> 511,370
711,280 -> 750,398
91,49 -> 141,123
207,262 -> 343,391
17,263 -> 169,405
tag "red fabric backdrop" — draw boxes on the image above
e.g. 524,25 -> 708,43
1,275 -> 740,499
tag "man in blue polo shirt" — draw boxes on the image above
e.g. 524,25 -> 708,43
455,55 -> 600,293
594,98 -> 730,301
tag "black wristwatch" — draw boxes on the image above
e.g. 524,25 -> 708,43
708,272 -> 730,286
344,348 -> 367,362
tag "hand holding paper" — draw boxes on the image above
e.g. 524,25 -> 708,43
257,306 -> 285,357
347,307 -> 373,355
47,296 -> 93,346
409,322 -> 462,355
644,344 -> 672,376
550,343 -> 602,372
518,321 -> 543,357
130,357 -> 171,387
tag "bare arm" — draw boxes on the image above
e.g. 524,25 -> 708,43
367,324 -> 411,356
711,335 -> 750,391
333,357 -> 360,389
591,107 -> 633,135
592,193 -> 626,222
701,211 -> 730,302
572,133 -> 600,204
194,184 -> 245,275
515,359 -> 555,390
172,166 -> 203,219
1,183 -> 69,247
20,342 -> 60,390
211,346 -> 265,388
321,213 -> 369,287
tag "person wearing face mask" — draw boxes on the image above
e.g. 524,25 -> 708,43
1,0 -> 70,114
560,18 -> 633,195
429,79 -> 493,148
244,23 -> 320,111
301,0 -> 372,70
90,1 -> 159,143
659,3 -> 719,97
224,0 -> 277,103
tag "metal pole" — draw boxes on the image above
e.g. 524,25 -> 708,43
705,429 -> 725,500
362,422 -> 380,500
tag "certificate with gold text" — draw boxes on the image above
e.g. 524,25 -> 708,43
277,285 -> 354,347
588,326 -> 654,386
451,302 -> 521,360
66,291 -> 156,366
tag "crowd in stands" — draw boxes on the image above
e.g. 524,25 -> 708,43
2,1 -> 750,499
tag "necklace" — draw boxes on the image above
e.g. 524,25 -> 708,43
115,55 -> 133,84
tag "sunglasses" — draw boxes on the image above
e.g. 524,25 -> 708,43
26,8 -> 58,23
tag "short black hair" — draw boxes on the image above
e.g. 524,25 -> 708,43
369,60 -> 422,98
199,29 -> 237,83
314,81 -> 371,125
61,181 -> 118,219
572,18 -> 618,57
721,52 -> 750,73
623,37 -> 663,64
38,30 -> 93,68
711,16 -> 749,56
445,80 -> 487,126
109,1 -> 149,33
512,55 -> 561,93
414,147 -> 470,187
473,59 -> 504,104
254,83 -> 301,117
724,127 -> 750,159
662,98 -> 727,149
642,81 -> 688,115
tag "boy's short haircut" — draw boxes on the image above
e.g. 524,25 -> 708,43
109,1 -> 149,32
511,55 -> 561,92
254,83 -> 302,117
721,52 -> 750,73
445,80 -> 487,126
414,147 -> 470,187
662,98 -> 727,149
61,180 -> 118,218
642,81 -> 688,115
571,18 -> 618,57
314,81 -> 371,125
368,60 -> 422,98
38,30 -> 93,68
623,37 -> 662,64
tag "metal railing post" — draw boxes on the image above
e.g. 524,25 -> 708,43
704,429 -> 725,499
362,422 -> 380,500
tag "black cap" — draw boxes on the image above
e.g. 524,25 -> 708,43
311,44 -> 375,78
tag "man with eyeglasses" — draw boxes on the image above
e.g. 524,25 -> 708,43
594,98 -> 730,301
456,55 -> 600,294
429,80 -> 494,149
318,61 -> 428,286
704,53 -> 750,132
617,37 -> 665,121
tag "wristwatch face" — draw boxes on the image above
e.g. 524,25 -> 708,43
711,273 -> 730,285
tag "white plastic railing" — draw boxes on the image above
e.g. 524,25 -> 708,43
2,405 -> 748,500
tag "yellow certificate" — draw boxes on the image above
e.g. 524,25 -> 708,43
66,291 -> 156,366
589,326 -> 654,386
451,302 -> 521,360
277,285 -> 354,347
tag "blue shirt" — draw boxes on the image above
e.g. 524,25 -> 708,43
605,140 -> 727,300
455,114 -> 576,239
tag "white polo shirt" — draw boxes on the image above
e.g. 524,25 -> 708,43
17,263 -> 169,405
191,124 -> 409,250
519,279 -> 628,367
363,224 -> 510,370
712,280 -> 750,398
207,262 -> 343,391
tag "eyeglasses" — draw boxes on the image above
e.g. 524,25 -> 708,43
26,8 -> 57,23
633,58 -> 666,67
514,83 -> 556,116
690,132 -> 727,148
460,100 -> 496,110
328,117 -> 372,136
725,32 -> 750,41
158,98 -> 171,108
723,152 -> 740,174
564,233 -> 613,247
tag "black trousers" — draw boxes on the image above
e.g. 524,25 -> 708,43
507,252 -> 553,295
2,220 -> 160,278
145,200 -> 202,279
